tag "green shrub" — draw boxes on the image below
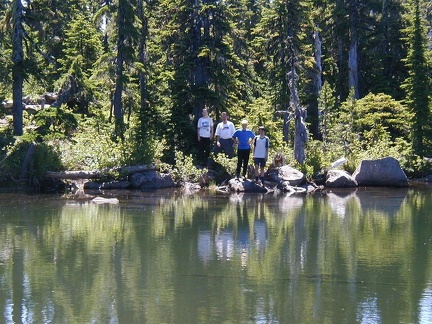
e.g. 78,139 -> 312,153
0,139 -> 62,185
211,152 -> 237,177
168,151 -> 206,182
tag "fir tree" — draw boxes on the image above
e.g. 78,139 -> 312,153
402,0 -> 431,156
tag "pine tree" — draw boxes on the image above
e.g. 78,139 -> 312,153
361,0 -> 407,99
52,10 -> 103,114
253,0 -> 312,163
113,0 -> 139,139
155,0 -> 250,159
11,0 -> 25,136
402,0 -> 431,156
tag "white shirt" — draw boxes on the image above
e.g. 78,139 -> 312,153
215,121 -> 235,139
254,136 -> 269,158
198,117 -> 213,138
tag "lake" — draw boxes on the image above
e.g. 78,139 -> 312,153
1,186 -> 432,323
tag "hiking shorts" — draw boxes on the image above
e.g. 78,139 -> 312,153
254,158 -> 266,168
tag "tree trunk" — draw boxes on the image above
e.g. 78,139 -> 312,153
12,0 -> 25,136
289,60 -> 307,164
20,142 -> 36,181
192,0 -> 207,121
311,28 -> 323,139
348,0 -> 360,99
294,112 -> 308,164
51,75 -> 78,108
313,29 -> 323,94
283,111 -> 290,143
138,0 -> 149,127
348,39 -> 359,99
114,0 -> 126,138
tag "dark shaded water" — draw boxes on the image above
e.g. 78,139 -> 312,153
1,186 -> 432,323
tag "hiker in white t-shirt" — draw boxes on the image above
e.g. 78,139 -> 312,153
197,108 -> 214,166
253,126 -> 269,184
212,111 -> 235,158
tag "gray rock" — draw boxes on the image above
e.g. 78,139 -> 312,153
352,157 -> 408,187
92,197 -> 119,204
267,165 -> 306,186
83,181 -> 102,190
228,178 -> 267,193
326,169 -> 358,188
100,181 -> 131,190
83,180 -> 131,190
130,171 -> 176,189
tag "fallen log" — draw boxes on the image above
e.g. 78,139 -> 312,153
46,170 -> 102,179
46,164 -> 159,180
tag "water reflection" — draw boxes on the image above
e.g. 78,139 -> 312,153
198,219 -> 268,266
0,188 -> 431,323
355,187 -> 408,216
326,189 -> 358,218
420,288 -> 432,324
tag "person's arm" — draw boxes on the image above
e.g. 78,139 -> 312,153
252,136 -> 257,157
232,130 -> 238,145
197,118 -> 201,141
248,132 -> 254,145
265,138 -> 269,160
214,124 -> 220,146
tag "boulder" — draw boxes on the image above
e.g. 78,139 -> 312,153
267,165 -> 306,186
352,157 -> 408,187
182,182 -> 202,194
228,178 -> 267,193
278,181 -> 307,194
2,100 -> 13,109
100,180 -> 131,190
130,171 -> 176,189
326,169 -> 358,188
24,105 -> 43,114
92,197 -> 119,204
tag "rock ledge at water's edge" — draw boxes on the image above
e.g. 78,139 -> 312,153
40,156 -> 416,195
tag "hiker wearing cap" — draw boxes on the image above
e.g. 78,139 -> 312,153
232,120 -> 255,179
253,126 -> 270,184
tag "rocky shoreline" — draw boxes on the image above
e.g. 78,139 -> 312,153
33,156 -> 421,196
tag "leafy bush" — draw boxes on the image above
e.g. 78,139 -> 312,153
211,152 -> 237,177
0,139 -> 62,185
168,151 -> 206,182
33,106 -> 78,139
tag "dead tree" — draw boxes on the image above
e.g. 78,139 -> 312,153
288,50 -> 308,164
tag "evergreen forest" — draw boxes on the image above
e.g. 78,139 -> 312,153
0,0 -> 431,186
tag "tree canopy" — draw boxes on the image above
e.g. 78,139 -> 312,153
0,0 -> 431,179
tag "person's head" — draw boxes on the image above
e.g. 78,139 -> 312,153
258,126 -> 265,134
221,112 -> 228,121
241,120 -> 248,129
202,108 -> 208,117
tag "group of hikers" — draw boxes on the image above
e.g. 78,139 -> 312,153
197,109 -> 269,184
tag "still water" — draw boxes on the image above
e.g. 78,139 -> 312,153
1,186 -> 432,324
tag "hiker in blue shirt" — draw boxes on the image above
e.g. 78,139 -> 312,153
232,120 -> 255,179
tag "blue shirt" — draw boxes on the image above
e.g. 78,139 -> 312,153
233,129 -> 255,150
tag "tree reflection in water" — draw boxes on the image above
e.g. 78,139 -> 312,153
1,187 -> 432,323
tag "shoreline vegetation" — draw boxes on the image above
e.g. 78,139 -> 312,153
1,114 -> 432,195
2,154 -> 430,196
1,0 -> 431,196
